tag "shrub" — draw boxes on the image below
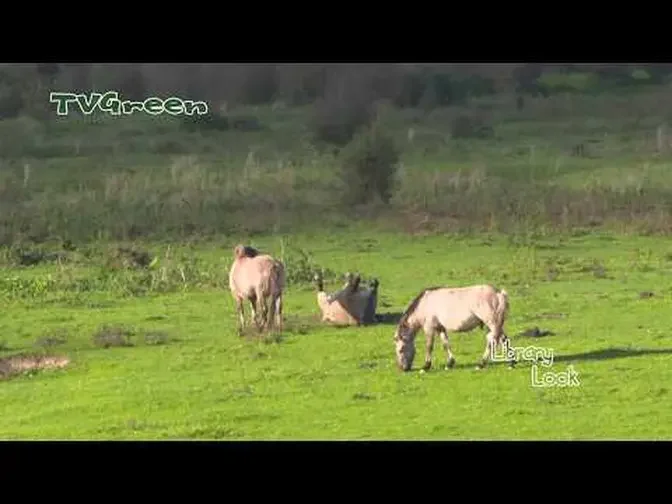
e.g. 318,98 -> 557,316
311,95 -> 373,147
393,70 -> 427,108
338,123 -> 400,205
450,113 -> 494,139
537,71 -> 601,95
239,65 -> 278,105
0,67 -> 26,119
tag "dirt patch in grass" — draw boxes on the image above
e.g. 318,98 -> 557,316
92,325 -> 135,348
0,353 -> 70,380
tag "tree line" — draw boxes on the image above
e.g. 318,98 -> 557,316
2,63 -> 672,120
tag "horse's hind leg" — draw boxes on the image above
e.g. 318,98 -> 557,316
439,330 -> 456,369
274,295 -> 283,334
477,321 -> 508,370
247,293 -> 257,327
235,297 -> 245,336
501,331 -> 516,368
255,296 -> 267,333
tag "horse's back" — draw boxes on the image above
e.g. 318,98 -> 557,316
425,284 -> 503,331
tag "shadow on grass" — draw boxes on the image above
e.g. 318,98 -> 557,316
401,363 -> 511,373
237,314 -> 325,343
398,347 -> 672,373
553,347 -> 672,363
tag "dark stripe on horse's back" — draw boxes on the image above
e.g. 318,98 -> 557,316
398,286 -> 443,326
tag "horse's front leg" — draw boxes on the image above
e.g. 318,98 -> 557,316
422,326 -> 436,372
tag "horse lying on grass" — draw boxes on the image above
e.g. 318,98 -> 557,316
228,244 -> 285,335
393,284 -> 515,372
314,272 -> 379,326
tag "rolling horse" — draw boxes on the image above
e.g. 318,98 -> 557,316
314,272 -> 379,326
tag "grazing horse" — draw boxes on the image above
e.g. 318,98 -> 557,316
393,284 -> 514,372
314,272 -> 380,326
228,244 -> 285,334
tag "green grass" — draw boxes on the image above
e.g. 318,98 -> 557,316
2,230 -> 671,439
3,83 -> 672,439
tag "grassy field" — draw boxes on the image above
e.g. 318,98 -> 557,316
2,83 -> 672,439
2,230 -> 672,439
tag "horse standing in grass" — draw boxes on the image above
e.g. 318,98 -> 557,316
229,244 -> 285,335
314,272 -> 380,326
393,284 -> 514,372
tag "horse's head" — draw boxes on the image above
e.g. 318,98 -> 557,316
393,323 -> 415,372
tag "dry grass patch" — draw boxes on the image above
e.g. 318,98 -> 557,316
0,353 -> 70,380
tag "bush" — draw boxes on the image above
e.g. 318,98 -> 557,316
393,70 -> 426,108
338,123 -> 400,205
450,113 -> 493,139
0,67 -> 26,119
311,96 -> 372,147
537,71 -> 601,95
239,65 -> 278,105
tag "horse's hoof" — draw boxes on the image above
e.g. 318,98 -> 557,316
445,359 -> 456,370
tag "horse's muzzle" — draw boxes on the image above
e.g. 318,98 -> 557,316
398,362 -> 412,372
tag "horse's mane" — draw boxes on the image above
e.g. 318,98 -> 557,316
234,244 -> 260,259
397,286 -> 443,327
243,246 -> 260,257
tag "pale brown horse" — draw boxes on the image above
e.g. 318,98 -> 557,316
393,284 -> 514,372
314,272 -> 379,326
229,244 -> 285,335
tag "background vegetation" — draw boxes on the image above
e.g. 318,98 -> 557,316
2,63 -> 672,250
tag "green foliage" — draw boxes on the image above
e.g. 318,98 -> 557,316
310,95 -> 373,147
338,123 -> 400,205
394,68 -> 496,109
450,113 -> 494,139
238,65 -> 278,105
280,241 -> 336,286
0,69 -> 24,119
538,72 -> 601,95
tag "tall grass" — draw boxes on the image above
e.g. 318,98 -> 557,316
2,85 -> 672,245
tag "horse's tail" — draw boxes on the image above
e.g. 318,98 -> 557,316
494,288 -> 509,325
264,260 -> 285,330
264,259 -> 285,298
